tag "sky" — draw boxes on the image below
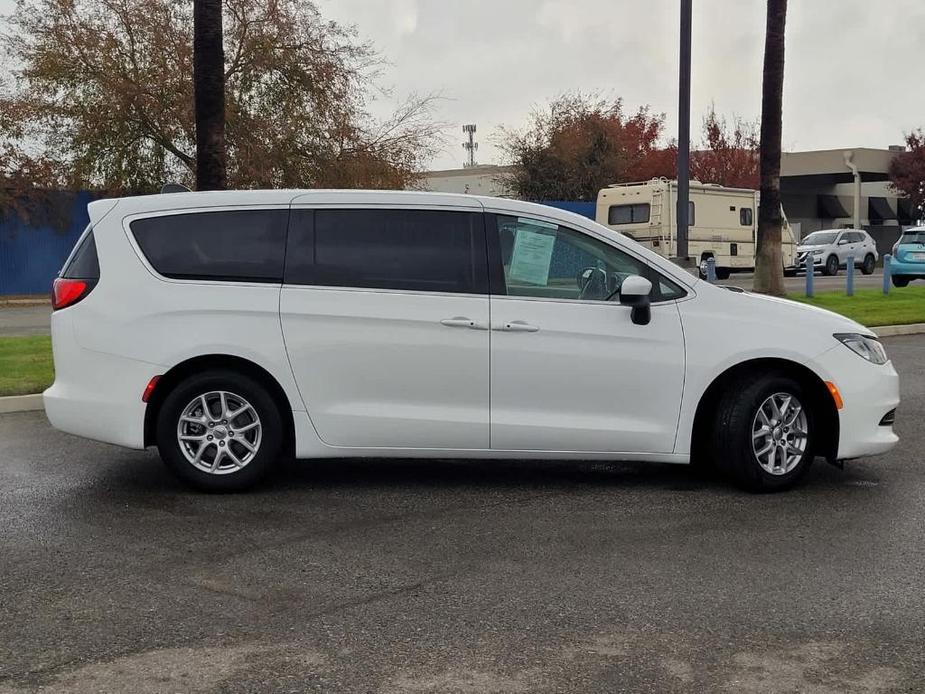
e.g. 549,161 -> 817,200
2,0 -> 924,170
315,0 -> 925,169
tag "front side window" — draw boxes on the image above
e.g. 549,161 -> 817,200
608,203 -> 650,225
492,215 -> 684,302
131,210 -> 288,282
285,209 -> 486,294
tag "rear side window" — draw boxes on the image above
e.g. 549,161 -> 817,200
285,209 -> 487,294
131,210 -> 288,282
608,203 -> 650,225
62,230 -> 100,279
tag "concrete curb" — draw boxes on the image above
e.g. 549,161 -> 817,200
873,323 -> 925,338
0,394 -> 44,414
0,298 -> 50,308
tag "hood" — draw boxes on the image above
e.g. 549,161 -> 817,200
796,244 -> 827,252
698,281 -> 871,337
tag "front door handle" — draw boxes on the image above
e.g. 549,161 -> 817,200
495,320 -> 540,333
440,317 -> 488,330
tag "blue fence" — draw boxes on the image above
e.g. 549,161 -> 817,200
0,192 -> 92,295
537,200 -> 596,220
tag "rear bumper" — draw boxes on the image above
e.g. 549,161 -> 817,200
43,311 -> 157,450
888,259 -> 925,277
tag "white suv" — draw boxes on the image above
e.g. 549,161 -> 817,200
45,190 -> 899,492
797,228 -> 879,276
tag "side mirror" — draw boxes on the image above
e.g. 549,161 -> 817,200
618,275 -> 652,326
838,238 -> 849,245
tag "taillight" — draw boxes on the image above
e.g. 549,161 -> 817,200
142,376 -> 161,403
52,277 -> 95,311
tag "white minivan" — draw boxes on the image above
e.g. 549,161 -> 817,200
45,190 -> 899,492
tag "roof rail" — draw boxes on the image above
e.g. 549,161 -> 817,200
606,178 -> 669,188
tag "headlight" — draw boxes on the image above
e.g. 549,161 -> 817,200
812,249 -> 824,256
834,333 -> 888,365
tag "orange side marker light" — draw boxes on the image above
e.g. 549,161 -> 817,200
825,381 -> 844,410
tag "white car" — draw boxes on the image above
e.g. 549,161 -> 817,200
45,190 -> 899,492
796,228 -> 879,276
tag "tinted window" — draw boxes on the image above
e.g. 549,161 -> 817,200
900,231 -> 925,244
131,210 -> 288,282
62,229 -> 100,279
608,203 -> 650,225
492,215 -> 683,302
285,209 -> 486,294
739,207 -> 753,226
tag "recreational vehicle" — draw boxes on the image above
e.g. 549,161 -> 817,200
596,179 -> 797,279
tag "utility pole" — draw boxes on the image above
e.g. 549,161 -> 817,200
675,0 -> 692,264
462,124 -> 478,168
193,0 -> 227,190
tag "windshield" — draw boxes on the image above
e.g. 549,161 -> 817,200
800,231 -> 838,246
900,230 -> 925,244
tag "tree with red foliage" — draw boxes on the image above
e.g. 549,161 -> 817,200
690,108 -> 759,189
888,130 -> 925,222
498,92 -> 672,201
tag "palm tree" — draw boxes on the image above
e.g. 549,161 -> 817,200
193,0 -> 227,190
753,0 -> 787,296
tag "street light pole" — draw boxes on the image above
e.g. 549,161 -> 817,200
675,0 -> 692,263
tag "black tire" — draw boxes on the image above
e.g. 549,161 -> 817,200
860,254 -> 876,275
698,255 -> 713,280
892,275 -> 909,288
822,255 -> 838,276
156,369 -> 284,492
711,372 -> 815,492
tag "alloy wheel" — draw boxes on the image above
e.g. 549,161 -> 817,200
176,391 -> 262,474
751,392 -> 809,476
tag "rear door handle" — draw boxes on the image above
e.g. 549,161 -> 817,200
440,317 -> 488,330
495,320 -> 540,333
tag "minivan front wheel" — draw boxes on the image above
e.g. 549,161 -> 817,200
156,370 -> 283,491
823,255 -> 839,276
711,373 -> 815,492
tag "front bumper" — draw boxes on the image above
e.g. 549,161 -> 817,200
816,343 -> 900,460
796,252 -> 825,268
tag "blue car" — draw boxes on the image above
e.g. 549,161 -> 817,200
891,227 -> 925,287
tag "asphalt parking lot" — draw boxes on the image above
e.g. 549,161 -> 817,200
1,335 -> 924,693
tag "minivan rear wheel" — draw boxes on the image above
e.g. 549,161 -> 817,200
156,370 -> 283,491
861,254 -> 876,275
711,372 -> 815,492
